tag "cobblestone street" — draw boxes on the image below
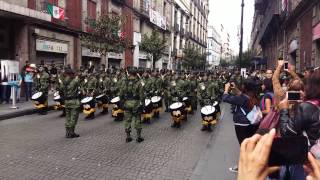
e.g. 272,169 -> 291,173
0,103 -> 237,180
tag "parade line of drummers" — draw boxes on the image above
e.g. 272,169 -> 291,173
29,64 -> 229,142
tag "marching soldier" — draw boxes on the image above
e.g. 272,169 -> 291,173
60,68 -> 81,138
119,67 -> 144,143
83,72 -> 98,119
34,65 -> 50,115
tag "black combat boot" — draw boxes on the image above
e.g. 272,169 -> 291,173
100,108 -> 108,115
136,129 -> 144,143
201,125 -> 207,131
65,127 -> 71,138
207,125 -> 213,132
171,122 -> 177,128
69,127 -> 80,138
59,109 -> 66,117
125,129 -> 133,142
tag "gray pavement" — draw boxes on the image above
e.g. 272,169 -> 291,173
0,103 -> 239,180
0,99 -> 55,121
191,103 -> 238,180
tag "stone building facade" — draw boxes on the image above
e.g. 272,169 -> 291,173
251,0 -> 320,71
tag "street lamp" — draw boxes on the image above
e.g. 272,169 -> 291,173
239,0 -> 244,81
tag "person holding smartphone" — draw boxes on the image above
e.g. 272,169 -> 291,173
272,60 -> 303,107
237,129 -> 320,180
278,70 -> 320,179
222,78 -> 260,173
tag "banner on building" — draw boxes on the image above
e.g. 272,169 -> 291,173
149,9 -> 166,30
47,4 -> 65,20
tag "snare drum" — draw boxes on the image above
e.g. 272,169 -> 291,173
81,97 -> 95,109
96,94 -> 108,104
200,105 -> 216,119
169,102 -> 183,117
151,96 -> 162,108
31,92 -> 45,104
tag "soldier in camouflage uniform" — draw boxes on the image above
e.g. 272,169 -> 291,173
119,67 -> 144,143
162,70 -> 172,112
169,72 -> 187,128
34,65 -> 50,115
55,67 -> 66,117
83,72 -> 98,119
60,68 -> 81,138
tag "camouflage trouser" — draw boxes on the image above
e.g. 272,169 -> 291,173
65,107 -> 80,128
190,95 -> 197,109
124,100 -> 142,132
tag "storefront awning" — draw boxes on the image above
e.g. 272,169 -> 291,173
313,23 -> 320,41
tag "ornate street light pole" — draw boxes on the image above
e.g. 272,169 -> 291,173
239,0 -> 244,71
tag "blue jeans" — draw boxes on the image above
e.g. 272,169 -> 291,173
25,82 -> 33,101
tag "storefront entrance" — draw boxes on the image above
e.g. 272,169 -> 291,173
36,51 -> 66,65
108,58 -> 121,69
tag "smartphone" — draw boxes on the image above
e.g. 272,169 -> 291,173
284,62 -> 289,71
268,136 -> 308,166
287,91 -> 301,101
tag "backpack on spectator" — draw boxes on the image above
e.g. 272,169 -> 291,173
240,105 -> 263,125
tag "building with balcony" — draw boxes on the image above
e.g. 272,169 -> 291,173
207,26 -> 221,67
132,0 -> 171,69
170,0 -> 209,70
251,0 -> 320,71
0,0 -> 133,69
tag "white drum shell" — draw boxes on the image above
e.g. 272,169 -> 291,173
145,99 -> 151,106
201,106 -> 216,116
151,96 -> 161,103
81,97 -> 93,104
32,92 -> 43,100
169,102 -> 183,110
110,96 -> 120,103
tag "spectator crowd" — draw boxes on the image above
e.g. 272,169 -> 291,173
221,60 -> 320,180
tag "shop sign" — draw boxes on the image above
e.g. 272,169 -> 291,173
107,52 -> 123,59
36,39 -> 68,54
82,47 -> 101,58
139,52 -> 148,59
177,49 -> 183,58
313,23 -> 320,41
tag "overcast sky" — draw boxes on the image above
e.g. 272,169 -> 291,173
208,0 -> 254,55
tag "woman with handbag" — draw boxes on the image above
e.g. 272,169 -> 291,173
222,78 -> 260,173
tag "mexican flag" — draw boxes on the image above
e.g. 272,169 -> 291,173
47,4 -> 65,20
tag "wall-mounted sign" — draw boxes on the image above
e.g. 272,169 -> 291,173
139,52 -> 148,59
177,49 -> 183,58
82,47 -> 101,58
36,39 -> 68,54
107,52 -> 123,59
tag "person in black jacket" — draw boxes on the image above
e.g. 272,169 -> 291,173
222,78 -> 260,173
279,70 -> 320,146
279,70 -> 320,180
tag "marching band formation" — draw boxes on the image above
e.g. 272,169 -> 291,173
30,64 -> 234,142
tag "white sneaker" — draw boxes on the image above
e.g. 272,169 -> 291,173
229,166 -> 238,173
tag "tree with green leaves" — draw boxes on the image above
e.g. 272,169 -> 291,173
233,49 -> 257,68
182,47 -> 206,70
81,14 -> 128,56
140,30 -> 167,69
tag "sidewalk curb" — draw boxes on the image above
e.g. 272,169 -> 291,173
0,106 -> 55,121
